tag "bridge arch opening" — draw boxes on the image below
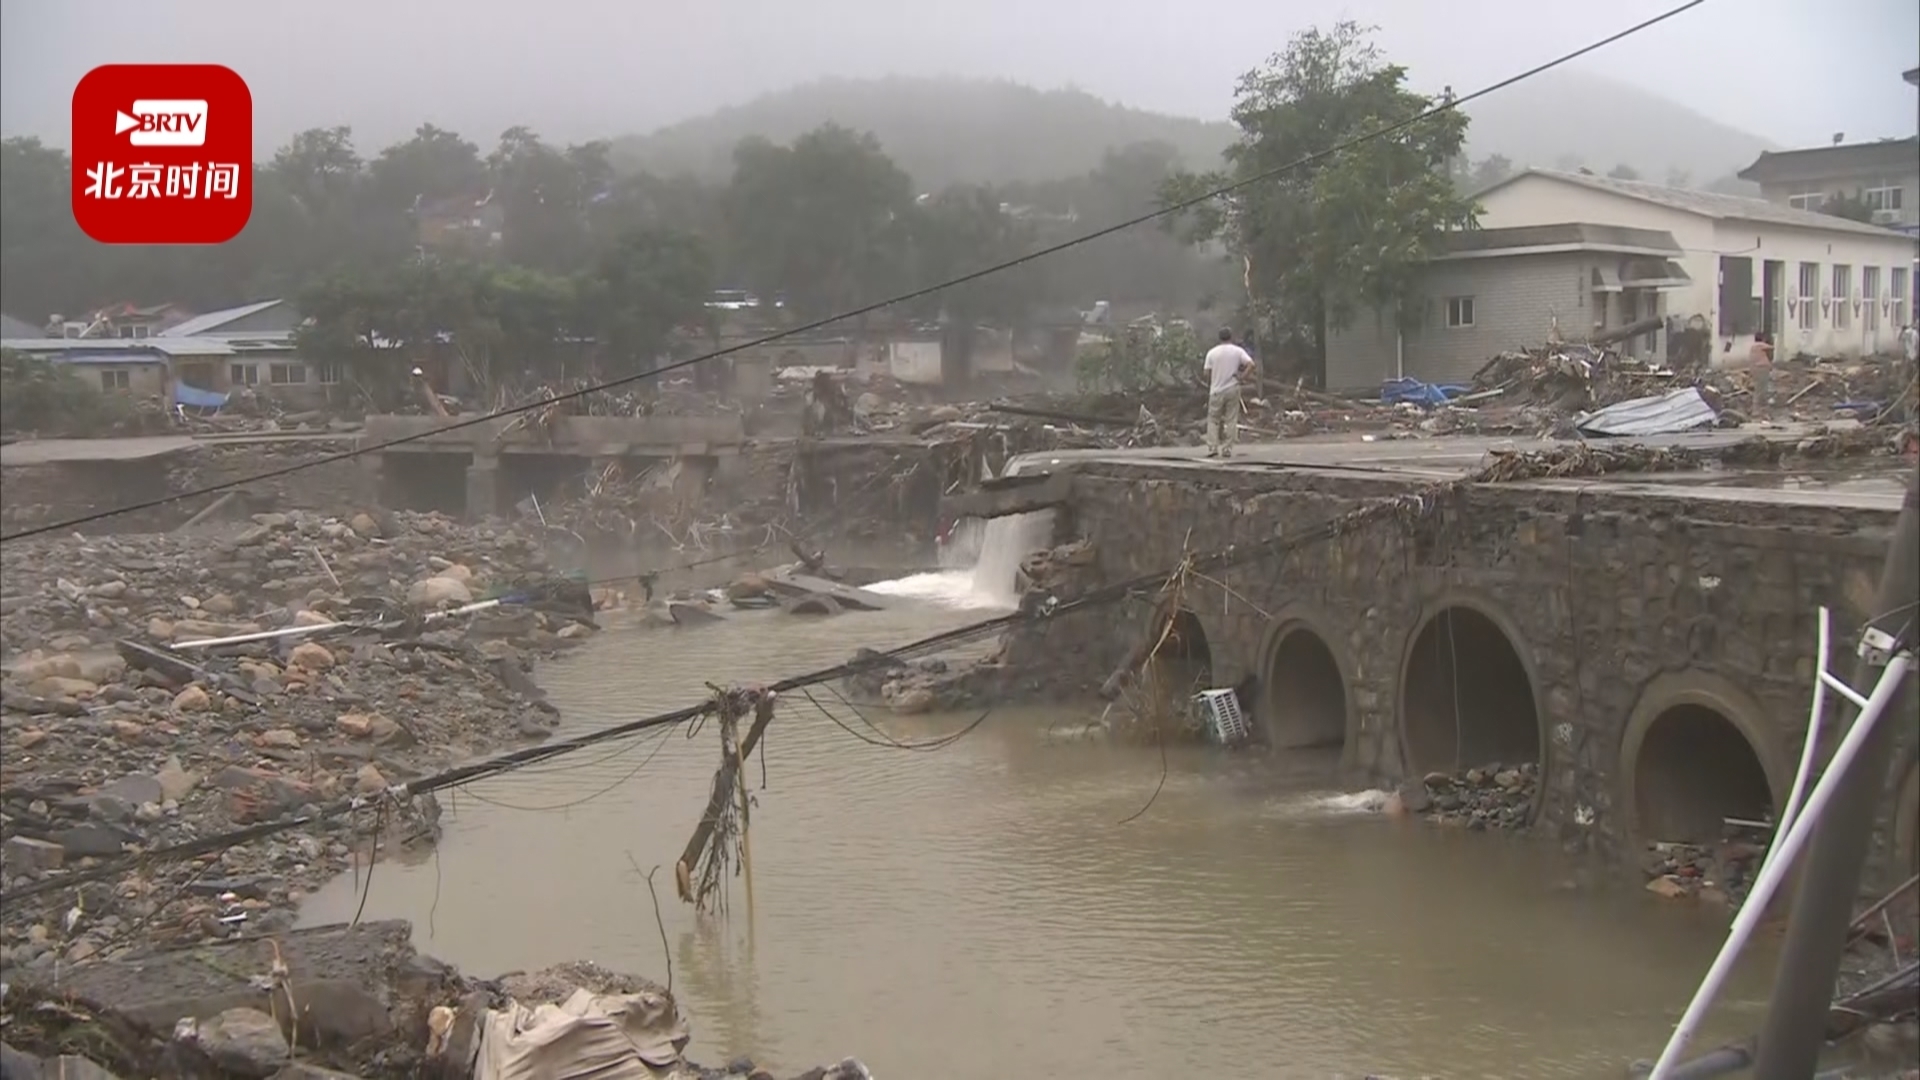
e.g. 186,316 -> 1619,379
1401,604 -> 1541,774
1144,609 -> 1213,698
1631,703 -> 1774,844
1262,623 -> 1349,751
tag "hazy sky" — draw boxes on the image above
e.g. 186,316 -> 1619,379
3,0 -> 1915,155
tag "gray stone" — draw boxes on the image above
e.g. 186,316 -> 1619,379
269,1065 -> 366,1080
50,825 -> 126,859
42,1057 -> 121,1080
0,1041 -> 45,1080
191,1007 -> 289,1077
3,835 -> 65,874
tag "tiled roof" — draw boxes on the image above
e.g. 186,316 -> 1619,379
1736,137 -> 1920,183
1484,168 -> 1909,239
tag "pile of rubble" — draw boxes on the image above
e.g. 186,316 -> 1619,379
1462,342 -> 1916,436
1641,835 -> 1769,910
0,510 -> 596,964
0,919 -> 873,1080
1390,763 -> 1539,830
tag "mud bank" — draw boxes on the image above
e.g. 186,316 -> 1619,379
0,919 -> 872,1079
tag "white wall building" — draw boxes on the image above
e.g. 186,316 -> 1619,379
1473,169 -> 1917,361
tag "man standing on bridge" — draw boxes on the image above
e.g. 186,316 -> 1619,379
1202,327 -> 1255,459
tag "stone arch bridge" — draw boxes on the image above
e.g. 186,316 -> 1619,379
954,435 -> 1917,889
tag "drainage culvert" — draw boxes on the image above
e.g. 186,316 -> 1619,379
1263,623 -> 1349,751
1400,604 -> 1542,775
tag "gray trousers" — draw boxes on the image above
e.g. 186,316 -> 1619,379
1206,387 -> 1242,452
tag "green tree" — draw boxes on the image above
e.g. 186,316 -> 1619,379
1606,163 -> 1642,181
1161,21 -> 1474,379
1469,154 -> 1514,190
901,185 -> 1036,323
724,124 -> 914,320
369,124 -> 489,213
1004,140 -> 1229,310
0,349 -> 134,435
575,228 -> 714,381
489,127 -> 614,271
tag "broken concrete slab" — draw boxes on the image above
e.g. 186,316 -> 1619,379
941,470 -> 1075,521
761,573 -> 891,612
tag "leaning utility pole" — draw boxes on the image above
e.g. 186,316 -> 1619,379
1752,479 -> 1919,1079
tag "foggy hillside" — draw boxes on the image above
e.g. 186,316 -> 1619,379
612,70 -> 1779,192
611,77 -> 1237,186
1461,68 -> 1779,183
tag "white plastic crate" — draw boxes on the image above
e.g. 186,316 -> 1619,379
1193,688 -> 1250,746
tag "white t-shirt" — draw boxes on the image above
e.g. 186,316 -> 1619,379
1204,343 -> 1253,395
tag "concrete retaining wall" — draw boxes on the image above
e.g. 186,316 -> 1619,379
1,442 -> 378,534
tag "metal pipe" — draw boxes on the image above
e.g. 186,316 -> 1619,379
170,599 -> 502,649
1647,652 -> 1916,1077
1752,479 -> 1920,1080
1746,606 -> 1835,895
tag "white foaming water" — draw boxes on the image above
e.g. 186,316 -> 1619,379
866,455 -> 1055,609
1269,788 -> 1394,818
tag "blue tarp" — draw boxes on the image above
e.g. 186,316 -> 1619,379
173,382 -> 229,409
1380,377 -> 1469,409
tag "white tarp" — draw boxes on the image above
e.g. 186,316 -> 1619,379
1575,386 -> 1718,438
475,987 -> 689,1080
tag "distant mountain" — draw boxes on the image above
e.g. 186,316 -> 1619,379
609,77 -> 1237,187
1460,68 -> 1776,188
612,71 -> 1777,194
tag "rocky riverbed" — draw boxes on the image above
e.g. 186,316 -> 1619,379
0,510 -> 597,968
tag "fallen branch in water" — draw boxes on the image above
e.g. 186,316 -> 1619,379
674,687 -> 776,913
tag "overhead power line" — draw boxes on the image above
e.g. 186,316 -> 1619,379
0,0 -> 1710,545
1,485 -> 1431,902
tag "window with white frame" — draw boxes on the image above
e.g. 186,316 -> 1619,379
131,324 -> 150,339
1797,262 -> 1820,330
314,361 -> 342,385
1863,184 -> 1904,214
229,362 -> 259,387
1893,267 -> 1910,328
1446,296 -> 1475,328
1832,265 -> 1852,330
1862,266 -> 1881,331
99,369 -> 130,391
1787,190 -> 1827,211
268,362 -> 308,385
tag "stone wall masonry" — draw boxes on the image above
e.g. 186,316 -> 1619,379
1037,461 -> 1916,888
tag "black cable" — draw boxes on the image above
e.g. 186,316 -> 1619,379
1,483 -> 1425,903
0,0 -> 1709,545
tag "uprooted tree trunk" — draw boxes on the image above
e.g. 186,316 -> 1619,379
674,688 -> 777,911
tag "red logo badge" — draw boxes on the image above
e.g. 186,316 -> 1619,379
71,64 -> 252,244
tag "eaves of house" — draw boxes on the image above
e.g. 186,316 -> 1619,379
1473,167 -> 1909,239
1735,137 -> 1920,185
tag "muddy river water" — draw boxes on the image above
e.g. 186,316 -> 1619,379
301,561 -> 1778,1078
